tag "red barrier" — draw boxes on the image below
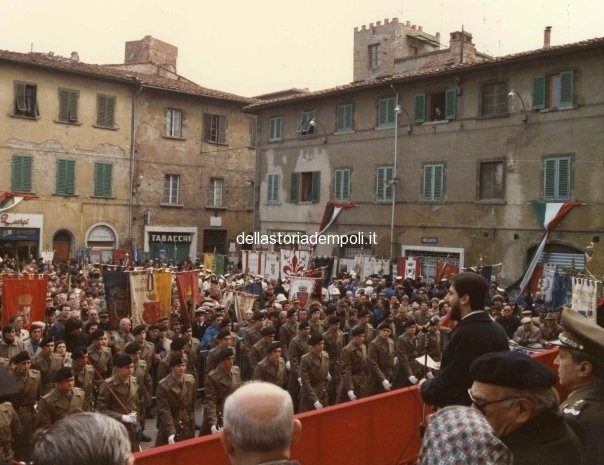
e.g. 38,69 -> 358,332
135,349 -> 561,465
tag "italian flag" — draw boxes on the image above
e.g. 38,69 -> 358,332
0,191 -> 36,212
318,201 -> 356,236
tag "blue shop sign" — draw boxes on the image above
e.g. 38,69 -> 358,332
0,228 -> 40,241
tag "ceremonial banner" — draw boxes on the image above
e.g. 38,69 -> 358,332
175,271 -> 200,324
1,275 -> 48,326
233,291 -> 257,322
571,277 -> 599,320
213,254 -> 225,276
264,252 -> 280,280
241,250 -> 249,274
103,271 -> 131,327
203,254 -> 214,273
243,281 -> 265,309
401,257 -> 421,280
339,258 -> 355,274
40,250 -> 55,264
540,263 -> 557,305
312,257 -> 335,287
289,276 -> 318,306
129,272 -> 157,326
435,261 -> 459,282
280,249 -> 310,277
247,252 -> 262,275
153,270 -> 173,319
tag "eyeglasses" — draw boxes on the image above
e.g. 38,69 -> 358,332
467,389 -> 521,412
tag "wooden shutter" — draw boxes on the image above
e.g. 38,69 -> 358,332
378,99 -> 388,126
104,164 -> 113,197
345,104 -> 353,130
532,76 -> 546,110
543,159 -> 557,199
95,163 -> 112,197
59,89 -> 70,122
343,169 -> 350,201
65,160 -> 75,194
557,157 -> 571,199
414,93 -> 426,123
12,156 -> 32,192
334,170 -> 342,200
203,113 -> 211,141
311,171 -> 321,203
376,168 -> 385,200
56,159 -> 66,194
433,165 -> 444,200
423,165 -> 433,200
337,105 -> 345,131
11,156 -> 22,191
106,96 -> 116,127
445,89 -> 456,120
219,115 -> 227,144
559,71 -> 574,108
68,91 -> 78,122
290,172 -> 299,203
15,83 -> 27,112
97,95 -> 106,126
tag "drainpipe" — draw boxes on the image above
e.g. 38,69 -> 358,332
128,82 -> 142,247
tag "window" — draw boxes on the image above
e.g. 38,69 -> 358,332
290,171 -> 320,203
58,89 -> 79,123
163,174 -> 180,204
336,104 -> 353,132
14,82 -> 38,117
56,159 -> 76,195
375,166 -> 393,202
423,164 -> 444,201
94,163 -> 113,197
267,174 -> 280,204
96,94 -> 116,128
204,113 -> 227,144
296,110 -> 315,136
415,89 -> 456,123
378,97 -> 396,128
249,119 -> 257,147
208,178 -> 224,207
11,155 -> 33,192
481,82 -> 508,116
334,169 -> 351,201
533,71 -> 574,110
165,108 -> 183,138
544,156 -> 571,201
269,116 -> 283,141
368,44 -> 380,69
479,161 -> 504,199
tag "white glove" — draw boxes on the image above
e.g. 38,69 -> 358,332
382,379 -> 392,391
347,390 -> 357,401
210,424 -> 221,434
168,434 -> 175,444
327,372 -> 332,382
394,356 -> 399,365
408,375 -> 418,385
313,401 -> 323,409
286,360 -> 291,371
298,377 -> 302,386
121,414 -> 136,424
426,371 -> 434,380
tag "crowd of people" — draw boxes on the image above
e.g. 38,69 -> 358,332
0,258 -> 602,465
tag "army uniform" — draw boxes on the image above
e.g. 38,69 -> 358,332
254,356 -> 286,388
97,373 -> 140,452
286,336 -> 309,412
31,353 -> 64,396
299,350 -> 330,412
87,345 -> 113,403
34,386 -> 85,431
204,345 -> 222,376
157,352 -> 188,381
185,337 -> 200,376
279,321 -> 298,362
242,326 -> 262,380
248,338 -> 272,372
337,340 -> 368,403
114,331 -> 135,355
201,365 -> 241,435
139,340 -> 156,367
11,368 -> 41,462
155,373 -> 196,446
73,363 -> 95,411
418,329 -> 442,363
0,401 -> 21,465
323,328 -> 344,405
394,332 -> 422,387
132,359 -> 152,430
356,323 -> 375,346
309,319 -> 323,337
367,335 -> 395,395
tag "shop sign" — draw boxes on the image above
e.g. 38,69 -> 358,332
0,228 -> 40,241
149,233 -> 192,244
0,213 -> 30,227
421,236 -> 438,244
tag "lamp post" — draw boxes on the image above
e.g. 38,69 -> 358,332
508,89 -> 528,124
308,118 -> 327,144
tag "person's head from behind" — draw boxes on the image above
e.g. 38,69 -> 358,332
221,381 -> 302,465
32,412 -> 134,465
446,272 -> 489,321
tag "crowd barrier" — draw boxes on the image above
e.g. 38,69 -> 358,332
135,349 -> 561,465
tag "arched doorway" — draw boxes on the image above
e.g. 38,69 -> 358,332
52,230 -> 74,263
527,242 -> 585,270
86,223 -> 118,264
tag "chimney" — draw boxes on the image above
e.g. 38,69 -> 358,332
70,51 -> 79,62
543,26 -> 552,48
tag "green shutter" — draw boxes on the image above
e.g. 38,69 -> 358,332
15,83 -> 26,112
311,171 -> 321,203
95,163 -> 112,197
559,71 -> 574,108
378,99 -> 388,126
543,159 -> 557,200
334,170 -> 342,200
557,157 -> 571,199
414,92 -> 426,123
445,88 -> 456,120
433,165 -> 444,201
384,167 -> 393,200
59,90 -> 69,122
56,159 -> 66,194
533,76 -> 546,110
65,160 -> 75,194
104,164 -> 112,197
423,166 -> 433,200
290,172 -> 299,203
68,91 -> 78,122
94,164 -> 103,196
12,156 -> 32,192
11,156 -> 23,191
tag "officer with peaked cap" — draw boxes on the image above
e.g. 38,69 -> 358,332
553,309 -> 604,465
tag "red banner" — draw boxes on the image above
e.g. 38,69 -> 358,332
1,275 -> 48,327
175,271 -> 200,324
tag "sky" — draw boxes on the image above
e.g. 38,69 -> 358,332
1,0 -> 601,97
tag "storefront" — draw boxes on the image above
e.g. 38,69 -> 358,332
85,223 -> 118,264
401,244 -> 465,280
144,226 -> 197,264
0,213 -> 43,262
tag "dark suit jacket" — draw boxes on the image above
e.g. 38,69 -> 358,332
420,310 -> 508,407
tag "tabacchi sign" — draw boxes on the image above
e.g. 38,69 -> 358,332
0,213 -> 30,227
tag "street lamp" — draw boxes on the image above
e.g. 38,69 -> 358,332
308,118 -> 327,144
508,89 -> 528,124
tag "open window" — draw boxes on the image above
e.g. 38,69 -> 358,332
296,110 -> 315,136
415,89 -> 456,123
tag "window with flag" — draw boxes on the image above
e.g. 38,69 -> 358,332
14,82 -> 38,118
290,171 -> 320,203
208,177 -> 224,207
267,174 -> 279,204
58,89 -> 79,123
269,116 -> 283,141
56,159 -> 75,195
96,94 -> 116,128
11,155 -> 33,192
423,164 -> 444,201
94,163 -> 113,197
165,108 -> 183,138
377,97 -> 396,128
544,156 -> 571,201
334,168 -> 351,202
296,110 -> 315,136
163,174 -> 180,204
375,166 -> 393,202
336,103 -> 353,132
533,71 -> 574,110
204,113 -> 227,144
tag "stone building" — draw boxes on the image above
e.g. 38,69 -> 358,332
246,21 -> 604,285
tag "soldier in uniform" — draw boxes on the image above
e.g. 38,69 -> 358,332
323,315 -> 344,405
287,321 -> 310,412
248,326 -> 276,373
0,365 -> 21,465
32,336 -> 64,396
299,334 -> 330,412
355,308 -> 375,345
71,347 -> 95,411
10,351 -> 40,462
368,322 -> 395,395
34,367 -> 84,431
554,309 -> 604,465
242,313 -> 264,380
87,329 -> 113,405
337,326 -> 368,403
133,324 -> 156,367
254,341 -> 286,388
308,306 -> 323,337
394,319 -> 422,388
155,355 -> 196,445
205,329 -> 232,376
157,337 -> 188,381
201,347 -> 241,436
0,325 -> 24,360
182,323 -> 200,379
124,343 -> 152,442
97,354 -> 140,452
279,309 -> 298,367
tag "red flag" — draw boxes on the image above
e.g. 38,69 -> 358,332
175,271 -> 200,324
143,301 -> 160,324
530,263 -> 544,296
1,275 -> 48,326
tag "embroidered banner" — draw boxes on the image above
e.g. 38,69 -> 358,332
103,271 -> 131,327
175,271 -> 200,324
129,272 -> 157,326
1,275 -> 48,326
153,270 -> 173,319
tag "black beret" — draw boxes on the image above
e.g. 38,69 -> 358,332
72,347 -> 87,359
252,312 -> 264,322
98,311 -> 109,317
53,366 -> 74,383
216,347 -> 235,361
309,334 -> 324,346
132,324 -> 147,335
169,355 -> 186,367
11,351 -> 31,364
327,315 -> 341,325
170,338 -> 187,351
261,326 -> 276,336
90,329 -> 105,340
299,321 -> 310,330
115,354 -> 133,368
351,326 -> 366,337
266,341 -> 282,353
357,308 -> 369,317
125,342 -> 142,354
65,318 -> 82,331
40,336 -> 55,347
377,321 -> 392,330
470,351 -> 556,389
309,306 -> 321,314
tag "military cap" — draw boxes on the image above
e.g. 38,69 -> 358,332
115,354 -> 134,368
194,308 -> 205,315
470,351 -> 556,389
521,317 -> 533,324
377,321 -> 392,330
309,306 -> 321,315
65,318 -> 82,331
53,366 -> 74,383
30,323 -> 44,332
169,355 -> 186,367
216,347 -> 235,361
267,341 -> 282,353
72,347 -> 87,359
552,309 -> 604,357
400,295 -> 410,301
90,329 -> 105,340
252,312 -> 264,321
299,321 -> 310,330
351,326 -> 366,337
327,315 -> 341,325
40,336 -> 55,347
170,338 -> 187,351
125,342 -> 142,354
357,308 -> 369,318
11,351 -> 31,364
261,326 -> 276,336
309,334 -> 324,346
521,309 -> 533,316
132,324 -> 147,335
